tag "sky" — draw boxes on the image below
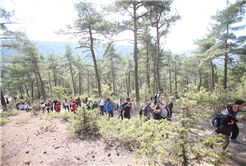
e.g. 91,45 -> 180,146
1,0 -> 242,54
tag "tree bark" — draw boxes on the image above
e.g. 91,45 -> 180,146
36,68 -> 45,101
224,22 -> 228,89
168,58 -> 172,93
31,81 -> 34,99
146,40 -> 150,91
175,62 -> 178,98
89,28 -> 101,95
153,60 -> 157,96
79,72 -> 81,95
156,21 -> 160,91
87,74 -> 90,96
1,86 -> 7,110
24,84 -> 30,98
69,61 -> 76,95
111,53 -> 115,92
48,69 -> 52,94
211,60 -> 214,91
133,2 -> 140,103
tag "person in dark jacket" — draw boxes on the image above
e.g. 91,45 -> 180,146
215,103 -> 238,154
230,100 -> 245,144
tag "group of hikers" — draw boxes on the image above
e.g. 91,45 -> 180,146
9,88 -> 246,155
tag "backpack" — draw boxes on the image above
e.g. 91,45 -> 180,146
154,93 -> 160,105
139,107 -> 145,116
211,113 -> 221,127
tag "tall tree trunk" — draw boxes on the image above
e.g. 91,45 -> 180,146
79,72 -> 81,95
1,86 -> 7,110
168,60 -> 172,93
126,77 -> 129,97
89,28 -> 101,95
52,61 -> 57,86
224,22 -> 228,89
24,84 -> 30,98
36,79 -> 41,99
69,62 -> 76,95
156,21 -> 160,91
194,73 -> 196,85
48,69 -> 52,94
175,63 -> 178,98
31,81 -> 34,99
146,40 -> 150,90
111,54 -> 115,92
133,3 -> 140,103
87,74 -> 90,96
153,61 -> 157,96
211,60 -> 214,91
36,68 -> 45,101
128,71 -> 131,94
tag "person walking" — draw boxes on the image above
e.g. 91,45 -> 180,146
53,99 -> 58,112
98,95 -> 105,115
106,98 -> 114,117
214,103 -> 238,154
118,97 -> 124,114
166,96 -> 175,117
91,100 -> 98,110
122,102 -> 134,120
230,100 -> 245,144
63,98 -> 69,112
156,88 -> 165,105
142,101 -> 154,120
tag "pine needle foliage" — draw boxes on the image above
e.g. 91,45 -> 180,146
100,85 -> 227,166
66,106 -> 100,139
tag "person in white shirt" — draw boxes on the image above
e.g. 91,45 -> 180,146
63,98 -> 69,111
23,103 -> 28,111
98,95 -> 105,115
118,97 -> 124,113
18,103 -> 23,110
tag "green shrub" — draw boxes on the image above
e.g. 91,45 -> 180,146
40,120 -> 57,132
59,110 -> 74,121
0,118 -> 9,126
66,106 -> 100,139
100,85 -> 227,166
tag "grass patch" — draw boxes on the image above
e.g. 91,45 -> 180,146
0,118 -> 9,126
16,116 -> 30,124
9,110 -> 24,116
40,120 -> 57,132
59,111 -> 74,121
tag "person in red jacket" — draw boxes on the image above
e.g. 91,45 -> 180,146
77,97 -> 81,106
56,101 -> 61,113
71,101 -> 77,113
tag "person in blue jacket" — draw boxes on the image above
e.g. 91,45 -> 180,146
215,103 -> 238,154
106,98 -> 114,117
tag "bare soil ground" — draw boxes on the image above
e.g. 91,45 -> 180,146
1,110 -> 137,166
1,101 -> 246,166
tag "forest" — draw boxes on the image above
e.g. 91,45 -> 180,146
1,0 -> 246,105
1,0 -> 246,165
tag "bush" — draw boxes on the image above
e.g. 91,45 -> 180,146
40,120 -> 57,132
66,106 -> 100,139
0,118 -> 9,126
100,85 -> 227,165
59,110 -> 74,121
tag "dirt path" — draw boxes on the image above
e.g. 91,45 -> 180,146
1,111 -> 136,166
1,109 -> 246,166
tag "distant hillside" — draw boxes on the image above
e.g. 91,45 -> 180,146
1,41 -> 134,63
36,41 -> 134,57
